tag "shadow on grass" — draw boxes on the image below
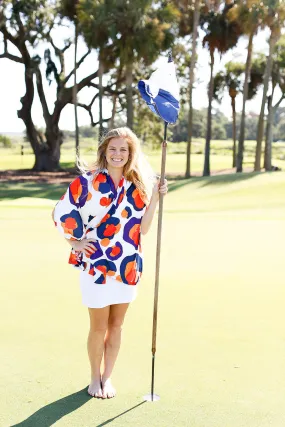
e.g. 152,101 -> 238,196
96,401 -> 146,426
0,182 -> 66,201
168,171 -> 261,193
11,387 -> 146,427
11,387 -> 90,427
60,161 -> 77,169
0,171 -> 263,202
198,171 -> 262,188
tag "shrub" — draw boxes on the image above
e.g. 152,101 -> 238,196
0,135 -> 12,148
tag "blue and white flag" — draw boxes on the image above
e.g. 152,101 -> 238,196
138,59 -> 180,124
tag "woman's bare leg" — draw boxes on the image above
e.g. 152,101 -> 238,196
87,306 -> 110,398
101,303 -> 130,398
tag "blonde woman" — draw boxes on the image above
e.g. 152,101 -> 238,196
52,127 -> 168,399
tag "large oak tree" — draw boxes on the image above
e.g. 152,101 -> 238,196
0,0 -> 112,171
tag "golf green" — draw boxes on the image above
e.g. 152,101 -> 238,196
1,171 -> 285,426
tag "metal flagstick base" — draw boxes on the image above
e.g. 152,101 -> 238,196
143,121 -> 168,402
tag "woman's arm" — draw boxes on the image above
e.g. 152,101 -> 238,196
141,179 -> 168,235
65,237 -> 98,255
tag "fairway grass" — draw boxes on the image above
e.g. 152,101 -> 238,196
1,143 -> 285,174
1,172 -> 285,426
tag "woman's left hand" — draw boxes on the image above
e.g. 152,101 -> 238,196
152,178 -> 168,202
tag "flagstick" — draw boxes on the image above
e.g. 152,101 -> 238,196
144,121 -> 168,403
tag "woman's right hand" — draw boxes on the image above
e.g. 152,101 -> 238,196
72,239 -> 97,255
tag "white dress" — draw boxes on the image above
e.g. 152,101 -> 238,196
80,270 -> 138,308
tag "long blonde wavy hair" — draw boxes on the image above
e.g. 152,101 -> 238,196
77,127 -> 155,203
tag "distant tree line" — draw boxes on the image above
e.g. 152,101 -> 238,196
172,106 -> 285,142
63,126 -> 99,140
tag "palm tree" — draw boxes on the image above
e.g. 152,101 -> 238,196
227,1 -> 263,173
186,0 -> 200,178
79,0 -> 178,130
174,0 -> 201,178
112,1 -> 178,129
213,62 -> 244,167
254,0 -> 285,171
264,35 -> 285,170
201,2 -> 241,176
98,52 -> 104,137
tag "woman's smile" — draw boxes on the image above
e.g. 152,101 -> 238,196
106,137 -> 129,168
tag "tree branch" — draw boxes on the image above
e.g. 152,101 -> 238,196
89,93 -> 99,108
273,93 -> 285,110
48,35 -> 71,76
0,52 -> 23,63
77,102 -> 95,127
77,101 -> 112,128
91,116 -> 112,128
76,70 -> 98,93
35,68 -> 51,124
0,19 -> 21,51
63,48 -> 91,85
0,15 -> 31,63
3,35 -> 7,51
88,81 -> 125,95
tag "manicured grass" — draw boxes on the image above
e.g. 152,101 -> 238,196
1,172 -> 285,426
1,138 -> 285,173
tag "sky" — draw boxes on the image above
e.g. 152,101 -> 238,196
0,24 -> 283,134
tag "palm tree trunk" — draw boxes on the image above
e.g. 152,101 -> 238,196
264,94 -> 273,171
264,92 -> 285,171
98,56 -> 104,137
254,32 -> 277,171
231,95 -> 237,168
73,21 -> 79,160
236,31 -> 254,173
126,62 -> 133,129
203,50 -> 214,177
185,0 -> 200,178
110,95 -> 117,130
110,66 -> 122,129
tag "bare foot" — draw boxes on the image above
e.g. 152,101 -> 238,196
88,378 -> 103,398
102,378 -> 116,399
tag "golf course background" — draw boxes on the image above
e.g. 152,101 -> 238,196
1,144 -> 285,426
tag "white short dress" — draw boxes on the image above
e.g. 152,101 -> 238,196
80,270 -> 138,308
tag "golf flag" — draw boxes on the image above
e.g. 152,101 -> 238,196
138,53 -> 180,403
138,57 -> 180,124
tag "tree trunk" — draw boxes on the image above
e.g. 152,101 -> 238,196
264,93 -> 285,171
254,32 -> 277,171
73,21 -> 79,159
185,0 -> 200,178
98,56 -> 104,136
33,143 -> 60,171
126,62 -> 133,129
109,66 -> 122,129
236,31 -> 254,173
264,94 -> 273,171
203,50 -> 214,177
110,94 -> 117,129
17,69 -> 38,154
231,95 -> 237,168
17,67 -> 60,171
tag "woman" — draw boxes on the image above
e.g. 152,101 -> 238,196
52,127 -> 168,399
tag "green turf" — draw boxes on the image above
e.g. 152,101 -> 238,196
1,172 -> 285,426
1,138 -> 285,172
